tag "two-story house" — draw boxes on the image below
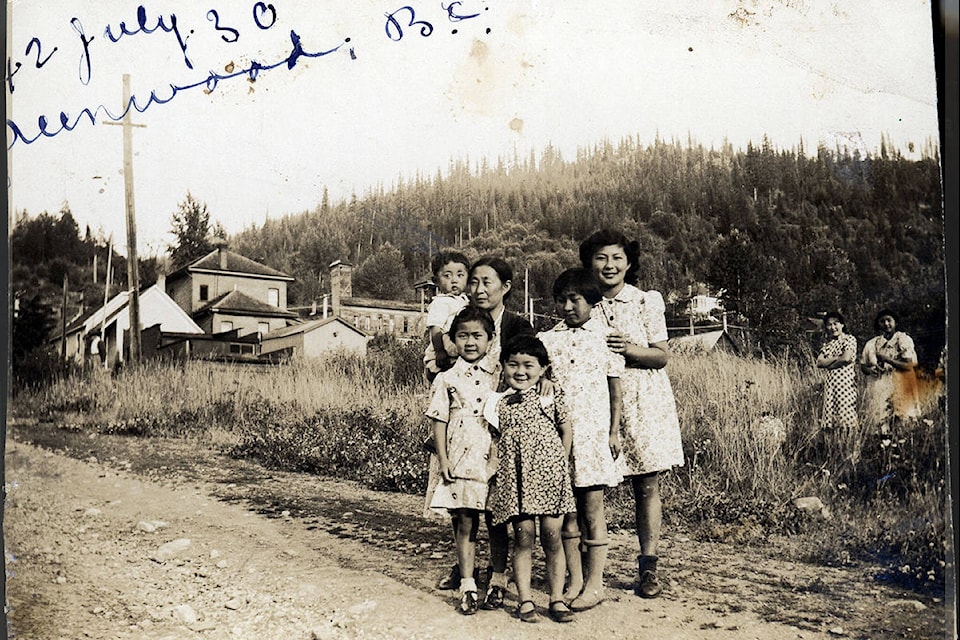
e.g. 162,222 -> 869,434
165,246 -> 297,337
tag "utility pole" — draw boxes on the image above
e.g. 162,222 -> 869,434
60,274 -> 68,359
104,74 -> 146,364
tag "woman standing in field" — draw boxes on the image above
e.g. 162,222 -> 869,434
860,308 -> 921,432
580,229 -> 684,599
815,311 -> 859,435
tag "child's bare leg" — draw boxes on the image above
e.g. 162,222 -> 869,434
454,510 -> 479,591
539,514 -> 566,604
632,473 -> 661,556
484,511 -> 509,574
570,487 -> 608,610
561,511 -> 582,600
512,517 -> 536,605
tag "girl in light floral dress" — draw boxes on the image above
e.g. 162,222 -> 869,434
537,268 -> 623,611
424,306 -> 500,615
580,229 -> 684,599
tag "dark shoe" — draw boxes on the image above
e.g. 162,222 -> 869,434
480,585 -> 505,610
517,600 -> 540,623
459,590 -> 479,615
548,600 -> 575,623
636,555 -> 662,598
636,569 -> 662,598
437,563 -> 461,590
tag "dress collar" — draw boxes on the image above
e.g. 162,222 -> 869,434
453,354 -> 497,375
602,283 -> 642,304
552,317 -> 605,332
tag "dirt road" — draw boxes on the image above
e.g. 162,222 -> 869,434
3,424 -> 949,639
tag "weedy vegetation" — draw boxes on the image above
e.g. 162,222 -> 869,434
10,338 -> 948,593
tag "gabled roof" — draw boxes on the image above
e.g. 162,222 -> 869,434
193,290 -> 297,319
263,316 -> 368,340
55,284 -> 203,340
168,249 -> 293,281
670,330 -> 740,354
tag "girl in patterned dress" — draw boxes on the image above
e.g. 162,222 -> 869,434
537,268 -> 624,611
425,306 -> 500,615
485,335 -> 577,623
579,229 -> 684,599
816,311 -> 858,436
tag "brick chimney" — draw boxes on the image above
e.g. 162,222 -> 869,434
212,236 -> 229,270
329,260 -> 353,315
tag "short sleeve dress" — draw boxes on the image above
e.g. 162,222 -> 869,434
486,387 -> 576,525
538,318 -> 625,488
860,331 -> 921,428
591,285 -> 684,476
817,332 -> 858,431
422,355 -> 499,517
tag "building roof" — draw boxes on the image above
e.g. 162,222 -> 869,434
168,249 -> 294,281
341,296 -> 422,312
670,330 -> 740,354
263,316 -> 368,340
193,290 -> 297,319
55,284 -> 203,340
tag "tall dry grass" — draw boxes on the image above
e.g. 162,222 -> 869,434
9,342 -> 949,590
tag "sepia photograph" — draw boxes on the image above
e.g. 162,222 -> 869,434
4,1 -> 955,638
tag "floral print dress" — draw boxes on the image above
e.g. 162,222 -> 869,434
592,285 -> 684,476
485,387 -> 576,525
538,318 -> 624,488
422,356 -> 499,517
818,333 -> 858,432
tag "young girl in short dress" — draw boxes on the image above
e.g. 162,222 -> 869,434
485,335 -> 577,623
580,229 -> 684,599
538,268 -> 624,611
424,306 -> 499,614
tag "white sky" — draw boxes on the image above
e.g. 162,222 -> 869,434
7,0 -> 941,256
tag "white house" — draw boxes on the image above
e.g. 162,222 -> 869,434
62,284 -> 203,366
259,316 -> 369,360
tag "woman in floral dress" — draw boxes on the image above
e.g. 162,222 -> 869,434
579,229 -> 684,599
860,308 -> 921,432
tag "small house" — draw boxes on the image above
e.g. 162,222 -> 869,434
260,316 -> 369,360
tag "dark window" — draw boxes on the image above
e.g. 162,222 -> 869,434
199,284 -> 209,301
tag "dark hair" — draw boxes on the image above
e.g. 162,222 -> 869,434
552,268 -> 603,305
500,334 -> 550,366
823,310 -> 845,326
431,250 -> 471,279
578,229 -> 641,286
873,308 -> 900,333
470,256 -> 514,300
448,306 -> 495,339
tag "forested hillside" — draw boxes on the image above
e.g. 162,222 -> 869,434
231,134 -> 944,362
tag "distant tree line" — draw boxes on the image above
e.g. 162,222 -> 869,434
10,133 -> 944,367
231,134 -> 944,363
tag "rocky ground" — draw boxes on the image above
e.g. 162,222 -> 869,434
3,420 -> 951,640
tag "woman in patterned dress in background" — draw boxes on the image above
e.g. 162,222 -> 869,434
816,311 -> 859,437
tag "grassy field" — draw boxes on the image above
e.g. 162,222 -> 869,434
9,339 -> 949,593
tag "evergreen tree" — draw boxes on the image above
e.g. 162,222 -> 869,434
168,193 -> 214,266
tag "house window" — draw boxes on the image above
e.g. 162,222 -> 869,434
258,322 -> 270,335
220,321 -> 234,333
388,316 -> 395,333
403,317 -> 409,333
267,288 -> 280,307
199,284 -> 209,301
364,316 -> 371,330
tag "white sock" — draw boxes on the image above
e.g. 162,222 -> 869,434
460,577 -> 477,593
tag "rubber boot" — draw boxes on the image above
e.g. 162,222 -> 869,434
570,539 -> 607,611
561,532 -> 583,602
